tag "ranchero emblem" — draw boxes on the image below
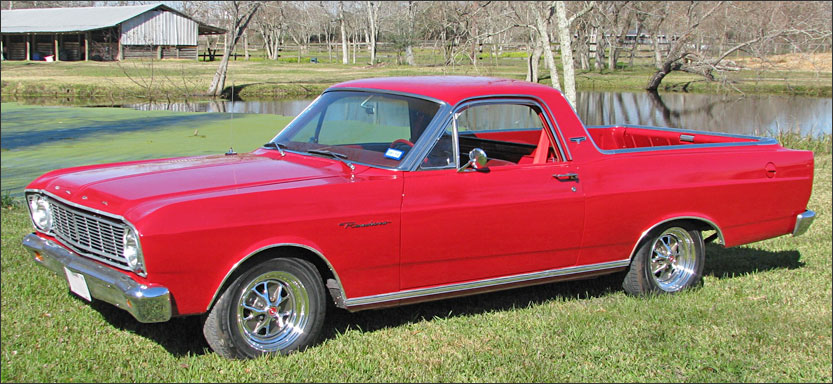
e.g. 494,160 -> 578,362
339,221 -> 391,229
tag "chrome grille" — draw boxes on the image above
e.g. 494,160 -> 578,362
48,198 -> 128,269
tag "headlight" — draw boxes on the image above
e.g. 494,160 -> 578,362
28,194 -> 53,232
123,227 -> 146,276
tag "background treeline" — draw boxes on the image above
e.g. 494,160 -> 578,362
3,1 -> 831,99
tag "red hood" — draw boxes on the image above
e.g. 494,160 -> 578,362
31,151 -> 351,217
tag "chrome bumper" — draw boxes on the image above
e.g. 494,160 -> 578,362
792,210 -> 816,237
22,233 -> 171,323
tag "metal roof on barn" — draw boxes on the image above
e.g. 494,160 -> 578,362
0,3 -> 225,34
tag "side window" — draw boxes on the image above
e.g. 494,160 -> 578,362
421,102 -> 558,170
456,104 -> 544,132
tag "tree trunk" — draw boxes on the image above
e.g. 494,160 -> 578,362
209,34 -> 232,96
405,0 -> 416,66
325,26 -> 332,62
594,29 -> 605,70
526,38 -> 542,83
628,22 -> 641,68
555,1 -> 576,105
646,55 -> 682,91
405,46 -> 415,66
366,1 -> 378,65
243,32 -> 249,60
365,29 -> 372,62
653,34 -> 663,69
533,7 -> 560,90
577,30 -> 590,71
208,2 -> 260,96
274,29 -> 282,60
340,2 -> 348,64
607,40 -> 617,71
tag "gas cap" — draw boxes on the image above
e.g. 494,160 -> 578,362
765,162 -> 777,178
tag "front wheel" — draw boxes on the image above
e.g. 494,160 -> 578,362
203,258 -> 327,359
623,225 -> 705,295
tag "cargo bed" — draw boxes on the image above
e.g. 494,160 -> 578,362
586,125 -> 776,153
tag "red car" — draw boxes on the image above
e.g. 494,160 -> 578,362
23,76 -> 815,359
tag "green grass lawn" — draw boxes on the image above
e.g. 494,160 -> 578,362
2,50 -> 830,104
0,103 -> 830,380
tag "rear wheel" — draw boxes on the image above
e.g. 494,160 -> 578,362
203,258 -> 327,359
623,225 -> 704,295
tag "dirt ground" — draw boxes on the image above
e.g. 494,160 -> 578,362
735,52 -> 832,72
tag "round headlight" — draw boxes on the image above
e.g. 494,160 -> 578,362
28,195 -> 53,232
123,227 -> 145,275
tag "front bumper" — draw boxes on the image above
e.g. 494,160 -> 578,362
22,233 -> 171,323
792,210 -> 816,237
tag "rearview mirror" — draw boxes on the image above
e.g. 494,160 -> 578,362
458,148 -> 489,173
360,96 -> 376,115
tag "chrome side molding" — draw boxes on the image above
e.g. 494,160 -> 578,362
344,259 -> 630,308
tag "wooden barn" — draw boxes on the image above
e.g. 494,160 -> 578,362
0,3 -> 225,61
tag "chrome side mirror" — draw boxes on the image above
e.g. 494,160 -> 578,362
458,148 -> 489,173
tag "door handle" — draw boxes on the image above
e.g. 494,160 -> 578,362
553,173 -> 578,182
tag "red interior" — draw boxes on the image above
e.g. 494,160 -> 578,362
588,126 -> 757,151
473,130 -> 542,145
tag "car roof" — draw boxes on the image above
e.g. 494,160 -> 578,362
328,76 -> 563,106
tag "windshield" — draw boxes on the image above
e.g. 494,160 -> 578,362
271,91 -> 442,169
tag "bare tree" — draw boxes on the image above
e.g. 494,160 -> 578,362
651,1 -> 831,91
554,1 -> 595,106
364,1 -> 380,64
284,3 -> 317,63
208,1 -> 261,97
511,2 -> 559,88
532,2 -> 559,89
404,1 -> 417,66
597,1 -> 632,72
421,2 -> 486,67
339,1 -> 349,64
254,2 -> 286,61
636,1 -> 671,70
645,1 -> 724,91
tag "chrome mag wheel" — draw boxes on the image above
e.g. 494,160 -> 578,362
649,227 -> 698,292
204,257 -> 326,359
236,271 -> 310,352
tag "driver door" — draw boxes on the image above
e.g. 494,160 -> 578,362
399,100 -> 586,290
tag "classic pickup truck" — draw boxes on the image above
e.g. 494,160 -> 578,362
23,76 -> 815,359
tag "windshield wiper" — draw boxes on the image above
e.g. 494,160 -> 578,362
262,141 -> 286,156
307,149 -> 355,172
307,149 -> 348,159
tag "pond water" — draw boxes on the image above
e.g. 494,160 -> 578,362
2,91 -> 830,196
122,91 -> 833,137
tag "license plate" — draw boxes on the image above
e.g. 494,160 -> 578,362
64,267 -> 92,302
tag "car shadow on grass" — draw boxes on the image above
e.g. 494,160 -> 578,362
323,245 -> 806,342
703,244 -> 804,279
88,300 -> 210,357
86,245 -> 804,357
322,272 -> 629,341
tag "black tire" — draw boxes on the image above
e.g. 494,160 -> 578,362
203,258 -> 327,359
623,225 -> 705,295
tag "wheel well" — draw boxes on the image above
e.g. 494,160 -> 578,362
207,245 -> 340,312
628,217 -> 722,263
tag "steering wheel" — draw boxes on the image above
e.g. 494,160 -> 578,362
390,139 -> 414,149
